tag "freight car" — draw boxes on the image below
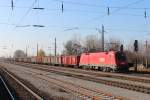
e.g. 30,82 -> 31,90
50,56 -> 62,66
42,56 -> 49,64
31,56 -> 36,63
62,55 -> 80,67
7,50 -> 128,72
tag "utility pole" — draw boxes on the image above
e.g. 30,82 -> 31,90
26,46 -> 28,57
145,40 -> 148,68
54,38 -> 57,56
102,24 -> 105,51
96,25 -> 105,51
11,44 -> 14,58
37,43 -> 39,57
134,40 -> 138,72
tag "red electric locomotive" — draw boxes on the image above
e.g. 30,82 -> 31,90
79,51 -> 128,72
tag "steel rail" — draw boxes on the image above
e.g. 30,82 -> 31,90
3,62 -> 150,94
17,62 -> 150,84
22,69 -> 127,100
0,67 -> 43,100
0,76 -> 15,100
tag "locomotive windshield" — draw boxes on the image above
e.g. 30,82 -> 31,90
116,52 -> 126,61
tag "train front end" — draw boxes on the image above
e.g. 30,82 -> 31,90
115,51 -> 129,71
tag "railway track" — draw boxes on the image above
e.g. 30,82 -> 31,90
12,62 -> 150,84
1,64 -> 127,100
0,67 -> 43,100
36,74 -> 126,100
5,62 -> 150,95
34,71 -> 126,100
0,76 -> 14,100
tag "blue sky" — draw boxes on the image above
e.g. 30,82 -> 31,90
0,0 -> 150,57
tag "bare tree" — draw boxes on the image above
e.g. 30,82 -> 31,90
38,49 -> 46,56
84,34 -> 101,52
63,35 -> 82,55
105,38 -> 122,51
13,50 -> 26,58
125,40 -> 150,66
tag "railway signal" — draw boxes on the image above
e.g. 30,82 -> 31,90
120,44 -> 123,52
134,40 -> 138,72
134,40 -> 138,52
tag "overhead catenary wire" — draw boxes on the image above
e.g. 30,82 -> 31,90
1,4 -> 150,10
49,0 -> 150,10
50,0 -> 105,8
59,25 -> 150,33
0,23 -> 16,26
1,21 -> 149,33
32,0 -> 45,28
0,0 -> 148,14
0,0 -> 149,31
110,0 -> 144,14
3,0 -> 20,33
51,0 -> 150,20
36,7 -> 150,18
0,4 -> 148,16
79,0 -> 146,26
0,5 -> 148,17
8,0 -> 140,10
14,0 -> 37,29
45,8 -> 106,14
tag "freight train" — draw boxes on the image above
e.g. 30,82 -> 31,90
6,51 -> 129,72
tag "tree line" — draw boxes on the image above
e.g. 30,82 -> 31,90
62,34 -> 150,67
62,34 -> 122,55
13,34 -> 150,67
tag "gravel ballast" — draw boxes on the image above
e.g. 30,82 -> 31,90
1,62 -> 150,100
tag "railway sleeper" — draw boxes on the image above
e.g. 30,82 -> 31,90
6,62 -> 150,95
